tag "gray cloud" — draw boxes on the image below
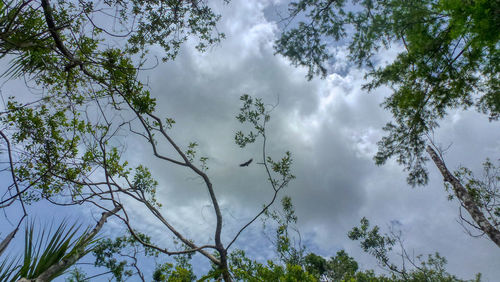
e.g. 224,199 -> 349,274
119,0 -> 500,279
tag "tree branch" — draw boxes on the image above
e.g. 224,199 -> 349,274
426,145 -> 500,247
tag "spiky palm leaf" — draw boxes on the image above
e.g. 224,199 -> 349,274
0,256 -> 20,281
0,220 -> 95,281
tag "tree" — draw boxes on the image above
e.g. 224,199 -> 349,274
262,196 -> 305,267
58,191 -> 480,281
1,0 -> 225,240
0,0 -> 300,281
275,0 -> 500,247
348,217 -> 482,282
229,196 -> 480,282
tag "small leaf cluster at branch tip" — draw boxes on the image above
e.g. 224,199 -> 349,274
185,142 -> 199,163
235,94 -> 271,148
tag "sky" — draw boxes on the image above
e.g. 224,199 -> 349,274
1,0 -> 499,280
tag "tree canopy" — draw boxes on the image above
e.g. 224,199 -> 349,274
276,0 -> 500,247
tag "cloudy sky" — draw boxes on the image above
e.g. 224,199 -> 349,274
113,0 -> 499,279
1,0 -> 499,280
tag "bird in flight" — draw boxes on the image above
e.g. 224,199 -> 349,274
239,158 -> 253,167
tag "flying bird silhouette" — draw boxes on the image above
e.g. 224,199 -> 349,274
239,158 -> 253,167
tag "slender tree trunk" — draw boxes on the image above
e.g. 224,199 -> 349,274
426,146 -> 500,247
218,248 -> 232,282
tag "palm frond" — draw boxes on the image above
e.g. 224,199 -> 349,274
18,220 -> 92,280
0,207 -> 120,281
0,256 -> 20,281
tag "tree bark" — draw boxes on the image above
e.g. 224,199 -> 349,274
426,145 -> 500,247
0,227 -> 18,256
219,249 -> 232,282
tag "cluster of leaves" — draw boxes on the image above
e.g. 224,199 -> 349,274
67,233 -> 197,282
348,217 -> 481,282
263,196 -> 305,266
92,231 -> 159,281
276,0 -> 499,186
0,0 -> 226,205
152,252 -> 196,282
451,159 -> 500,232
1,0 -> 225,67
235,94 -> 270,147
132,165 -> 162,207
235,94 -> 295,189
229,249 -> 316,282
258,197 -> 385,281
152,262 -> 194,282
348,217 -> 397,272
184,142 -> 209,171
3,99 -> 94,202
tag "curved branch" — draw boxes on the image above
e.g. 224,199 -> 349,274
227,118 -> 286,250
0,130 -> 26,216
40,0 -> 74,60
117,206 -> 220,264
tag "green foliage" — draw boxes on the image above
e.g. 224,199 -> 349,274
65,267 -> 87,282
133,165 -> 162,207
235,94 -> 270,148
92,231 -> 159,281
304,253 -> 328,279
348,217 -> 397,272
266,152 -> 296,188
185,142 -> 199,162
92,232 -> 197,281
304,250 -> 391,282
20,221 -> 90,280
152,262 -> 195,282
155,243 -> 197,282
263,196 -> 304,266
348,217 -> 480,281
227,199 -> 478,282
184,141 -> 209,170
3,99 -> 89,202
0,0 -> 226,203
0,255 -> 19,282
452,159 -> 500,226
229,250 -> 316,282
325,250 -> 359,281
0,220 -> 95,281
1,0 -> 225,67
276,0 -> 500,185
275,0 -> 347,79
124,0 -> 226,59
235,94 -> 295,193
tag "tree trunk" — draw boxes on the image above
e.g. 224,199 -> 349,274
426,145 -> 500,247
219,249 -> 232,282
